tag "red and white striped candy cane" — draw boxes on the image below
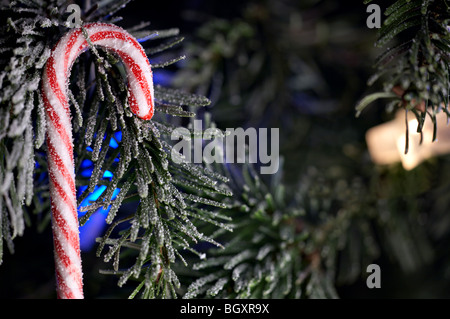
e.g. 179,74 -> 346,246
41,23 -> 154,299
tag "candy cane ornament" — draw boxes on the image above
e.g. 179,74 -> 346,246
41,23 -> 154,299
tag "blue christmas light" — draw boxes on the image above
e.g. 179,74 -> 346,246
77,132 -> 123,252
78,184 -> 120,251
77,167 -> 118,251
75,65 -> 173,251
111,131 -> 122,148
153,70 -> 174,86
136,33 -> 158,43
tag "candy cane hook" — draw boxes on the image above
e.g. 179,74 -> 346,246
41,23 -> 154,299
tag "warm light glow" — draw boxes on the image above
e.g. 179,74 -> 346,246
366,109 -> 450,170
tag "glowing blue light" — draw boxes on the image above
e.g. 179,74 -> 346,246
137,33 -> 158,43
80,168 -> 93,177
109,137 -> 119,149
81,159 -> 93,168
78,207 -> 108,251
79,163 -> 112,179
103,170 -> 113,179
109,131 -> 122,148
78,185 -> 121,251
153,70 -> 174,86
79,185 -> 107,207
77,132 -> 123,251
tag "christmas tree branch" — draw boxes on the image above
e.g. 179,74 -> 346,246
0,0 -> 234,297
357,0 -> 450,150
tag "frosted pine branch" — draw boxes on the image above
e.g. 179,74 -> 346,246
0,0 -> 233,299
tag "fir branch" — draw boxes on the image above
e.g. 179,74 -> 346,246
178,163 -> 341,299
177,154 -> 435,299
69,19 -> 232,298
357,0 -> 450,151
0,0 -> 63,259
0,1 -> 233,299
